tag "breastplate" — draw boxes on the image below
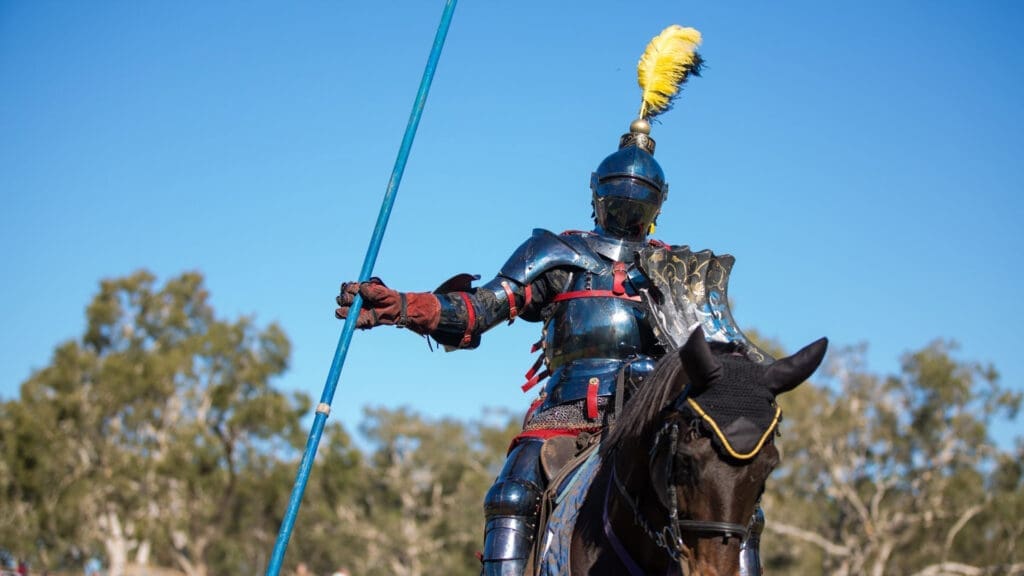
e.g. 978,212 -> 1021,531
540,259 -> 660,409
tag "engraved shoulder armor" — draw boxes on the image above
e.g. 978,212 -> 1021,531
498,229 -> 608,285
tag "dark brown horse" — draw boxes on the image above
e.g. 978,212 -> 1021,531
563,327 -> 827,575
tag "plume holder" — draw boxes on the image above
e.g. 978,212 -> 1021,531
619,132 -> 656,154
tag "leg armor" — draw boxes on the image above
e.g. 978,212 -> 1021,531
738,505 -> 765,576
481,438 -> 546,576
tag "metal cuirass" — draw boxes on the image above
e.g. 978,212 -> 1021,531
537,232 -> 663,411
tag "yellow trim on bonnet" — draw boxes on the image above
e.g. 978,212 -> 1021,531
685,397 -> 781,460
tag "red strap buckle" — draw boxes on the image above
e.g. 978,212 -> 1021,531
612,261 -> 627,295
551,261 -> 641,303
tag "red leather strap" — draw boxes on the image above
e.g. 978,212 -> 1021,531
553,261 -> 641,303
521,355 -> 549,392
508,426 -> 601,454
458,292 -> 475,347
500,281 -> 518,323
586,377 -> 599,420
552,290 -> 641,303
612,261 -> 627,295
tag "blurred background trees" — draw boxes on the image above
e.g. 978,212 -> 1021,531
1,271 -> 1021,575
763,341 -> 1023,575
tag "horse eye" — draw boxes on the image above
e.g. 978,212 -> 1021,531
671,453 -> 698,485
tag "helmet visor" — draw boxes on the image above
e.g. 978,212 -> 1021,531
593,177 -> 664,239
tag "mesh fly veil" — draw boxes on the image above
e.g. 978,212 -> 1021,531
683,354 -> 781,460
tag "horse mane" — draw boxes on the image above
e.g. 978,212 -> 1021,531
601,349 -> 686,457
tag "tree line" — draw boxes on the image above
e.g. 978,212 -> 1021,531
1,271 -> 1021,575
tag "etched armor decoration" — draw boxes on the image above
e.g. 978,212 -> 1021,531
637,245 -> 774,364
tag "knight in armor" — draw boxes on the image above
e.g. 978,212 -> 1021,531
335,26 -> 766,576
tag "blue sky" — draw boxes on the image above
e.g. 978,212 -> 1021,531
2,1 -> 1022,443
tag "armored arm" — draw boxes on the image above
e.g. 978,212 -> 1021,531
334,277 -> 542,347
431,270 -> 568,349
336,229 -> 590,349
432,228 -> 592,349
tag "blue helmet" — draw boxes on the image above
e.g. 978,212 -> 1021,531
590,121 -> 667,241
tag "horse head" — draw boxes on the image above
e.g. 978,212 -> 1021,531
600,327 -> 827,575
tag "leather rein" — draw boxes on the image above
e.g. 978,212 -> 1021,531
604,411 -> 750,570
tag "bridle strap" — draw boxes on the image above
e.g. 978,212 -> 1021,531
608,418 -> 752,566
675,519 -> 749,541
611,452 -> 686,561
605,465 -> 684,576
602,475 -> 651,576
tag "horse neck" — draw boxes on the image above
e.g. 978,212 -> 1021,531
599,450 -> 682,576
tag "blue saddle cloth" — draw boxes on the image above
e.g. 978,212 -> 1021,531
535,447 -> 602,576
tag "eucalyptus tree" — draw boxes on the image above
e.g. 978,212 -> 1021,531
763,341 -> 1023,575
2,271 -> 306,576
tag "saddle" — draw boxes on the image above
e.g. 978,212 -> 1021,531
539,434 -> 585,481
527,433 -> 603,576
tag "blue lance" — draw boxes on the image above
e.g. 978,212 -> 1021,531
265,1 -> 458,574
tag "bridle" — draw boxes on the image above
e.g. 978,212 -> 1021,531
605,410 -> 752,568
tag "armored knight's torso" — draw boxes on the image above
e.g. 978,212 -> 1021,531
540,235 -> 663,410
431,228 -> 678,415
496,229 -> 665,412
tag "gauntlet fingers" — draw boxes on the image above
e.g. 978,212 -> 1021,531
335,279 -> 403,329
336,306 -> 387,328
359,282 -> 397,304
338,281 -> 361,306
357,309 -> 383,329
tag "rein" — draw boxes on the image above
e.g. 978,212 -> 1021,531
604,415 -> 750,571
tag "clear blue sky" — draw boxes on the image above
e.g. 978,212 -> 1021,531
2,1 -> 1022,442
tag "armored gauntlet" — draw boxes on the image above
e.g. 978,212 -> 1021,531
335,278 -> 441,336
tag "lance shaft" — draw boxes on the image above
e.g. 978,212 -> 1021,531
265,1 -> 458,573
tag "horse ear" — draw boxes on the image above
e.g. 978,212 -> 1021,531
679,326 -> 722,394
764,337 -> 829,396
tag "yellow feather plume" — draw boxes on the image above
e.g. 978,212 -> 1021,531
637,25 -> 703,120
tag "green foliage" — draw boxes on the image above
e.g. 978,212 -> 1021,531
4,272 -> 1021,575
0,269 -> 524,576
0,270 -> 307,575
764,340 -> 1023,576
286,407 -> 519,576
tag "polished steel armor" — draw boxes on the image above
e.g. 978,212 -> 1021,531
537,233 -> 662,411
421,141 -> 765,575
591,142 -> 667,241
439,224 -> 671,575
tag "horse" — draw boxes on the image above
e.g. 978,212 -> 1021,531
537,327 -> 827,575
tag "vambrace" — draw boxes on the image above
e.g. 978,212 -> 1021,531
430,273 -> 561,350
